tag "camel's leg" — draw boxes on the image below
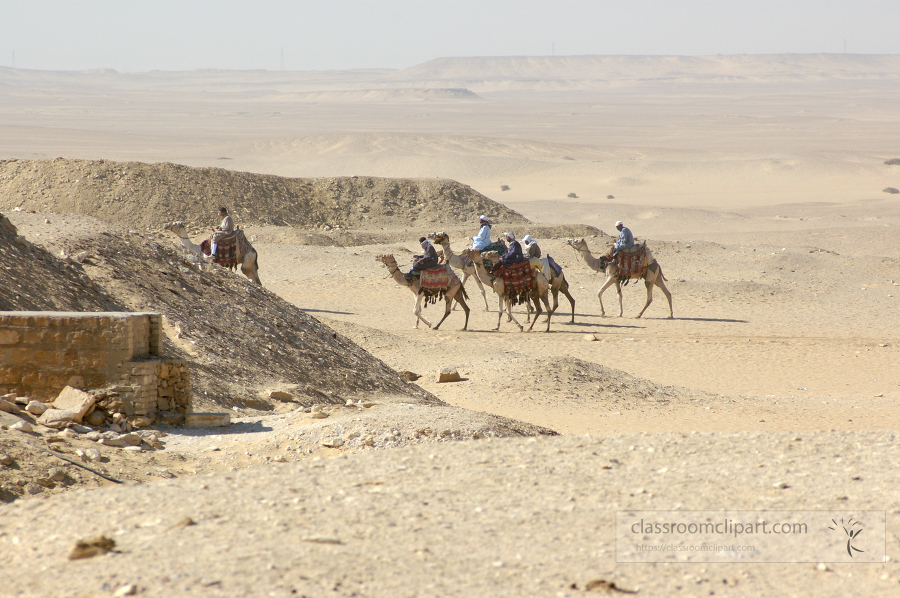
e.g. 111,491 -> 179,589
507,299 -> 524,331
469,267 -> 490,311
525,296 -> 533,323
636,276 -> 655,319
542,292 -> 553,332
413,296 -> 432,329
558,280 -> 576,323
495,296 -> 504,330
434,288 -> 459,330
597,276 -> 617,317
240,252 -> 262,285
455,290 -> 470,330
637,267 -> 673,318
526,292 -> 543,332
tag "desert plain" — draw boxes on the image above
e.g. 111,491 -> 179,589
1,55 -> 900,596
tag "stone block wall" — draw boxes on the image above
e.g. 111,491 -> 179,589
0,311 -> 189,415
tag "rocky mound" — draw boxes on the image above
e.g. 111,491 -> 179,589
0,158 -> 529,232
0,213 -> 120,311
5,211 -> 436,413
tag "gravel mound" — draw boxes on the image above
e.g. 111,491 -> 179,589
0,158 -> 529,232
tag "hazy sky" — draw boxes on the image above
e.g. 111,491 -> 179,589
2,0 -> 899,72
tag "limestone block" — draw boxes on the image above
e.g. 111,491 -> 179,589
185,413 -> 231,427
437,367 -> 462,383
51,386 -> 96,422
38,409 -> 76,429
0,400 -> 21,414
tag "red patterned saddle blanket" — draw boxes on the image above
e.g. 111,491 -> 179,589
499,260 -> 535,295
202,231 -> 242,269
609,244 -> 647,278
420,266 -> 459,290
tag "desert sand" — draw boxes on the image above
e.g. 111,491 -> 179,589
1,55 -> 899,596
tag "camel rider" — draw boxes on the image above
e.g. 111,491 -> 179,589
522,234 -> 541,258
613,221 -> 634,257
405,237 -> 439,279
471,215 -> 492,251
500,232 -> 526,266
210,207 -> 234,258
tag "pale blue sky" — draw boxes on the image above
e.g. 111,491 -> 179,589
2,0 -> 899,72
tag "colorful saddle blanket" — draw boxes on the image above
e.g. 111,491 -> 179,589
610,244 -> 647,278
420,266 -> 459,290
499,259 -> 535,295
202,230 -> 243,269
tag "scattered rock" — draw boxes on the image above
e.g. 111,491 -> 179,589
437,367 -> 462,383
883,187 -> 899,194
85,410 -> 107,426
25,400 -> 48,415
68,536 -> 116,560
10,421 -> 33,433
583,334 -> 598,341
0,454 -> 13,466
321,437 -> 344,448
113,585 -> 138,597
84,449 -> 102,462
48,468 -> 67,482
310,411 -> 329,419
0,400 -> 21,414
399,371 -> 421,381
269,391 -> 294,401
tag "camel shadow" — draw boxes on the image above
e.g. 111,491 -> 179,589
670,317 -> 748,323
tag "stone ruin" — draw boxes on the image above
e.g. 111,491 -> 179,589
0,312 -> 190,423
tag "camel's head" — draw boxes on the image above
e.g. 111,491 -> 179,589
566,238 -> 587,251
431,231 -> 449,245
482,251 -> 499,260
461,247 -> 479,260
164,221 -> 186,233
376,254 -> 397,267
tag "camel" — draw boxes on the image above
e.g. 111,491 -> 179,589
164,221 -> 262,285
461,248 -> 552,332
524,255 -> 576,324
429,232 -> 490,311
376,254 -> 470,330
566,237 -> 672,319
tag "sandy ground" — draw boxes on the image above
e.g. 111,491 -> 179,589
1,56 -> 900,596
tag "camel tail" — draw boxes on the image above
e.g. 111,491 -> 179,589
460,285 -> 469,300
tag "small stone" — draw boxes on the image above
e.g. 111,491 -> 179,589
360,401 -> 374,408
0,400 -> 21,414
583,334 -> 598,341
68,536 -> 116,560
25,483 -> 44,495
399,371 -> 420,381
48,468 -> 67,482
272,455 -> 288,463
113,584 -> 137,597
310,411 -> 328,419
85,449 -> 102,462
269,391 -> 294,401
124,446 -> 142,452
69,424 -> 92,434
0,454 -> 13,466
321,437 -> 344,448
816,563 -> 831,572
437,367 -> 462,383
121,433 -> 143,446
84,431 -> 102,441
0,393 -> 15,402
346,431 -> 361,440
99,436 -> 127,447
14,396 -> 28,405
85,410 -> 106,426
130,416 -> 152,428
10,421 -> 33,433
25,401 -> 48,415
